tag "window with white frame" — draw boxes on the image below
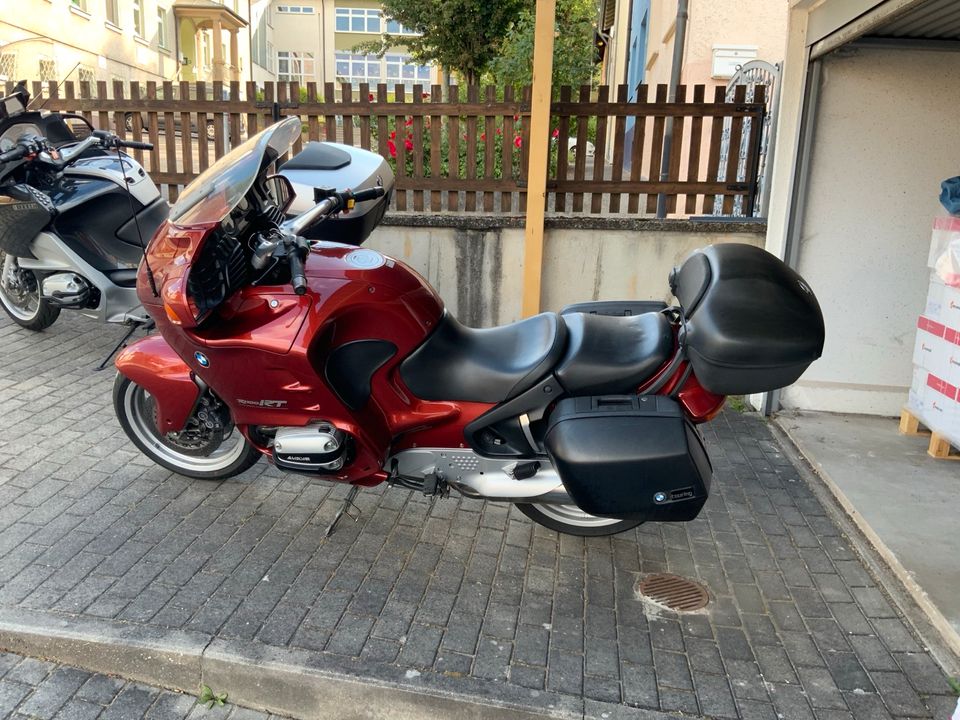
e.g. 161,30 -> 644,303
334,52 -> 381,85
384,54 -> 430,88
71,0 -> 89,13
276,5 -> 314,13
277,51 -> 315,83
0,52 -> 16,83
104,0 -> 119,26
78,65 -> 97,96
157,7 -> 169,49
252,12 -> 268,68
38,57 -> 58,82
132,0 -> 145,37
266,41 -> 274,71
385,18 -> 419,35
335,8 -> 381,33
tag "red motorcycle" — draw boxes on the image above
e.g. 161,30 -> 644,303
113,118 -> 824,537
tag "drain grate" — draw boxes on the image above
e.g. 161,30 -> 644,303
637,573 -> 709,611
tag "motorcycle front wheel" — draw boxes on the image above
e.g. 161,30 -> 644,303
514,502 -> 643,537
113,374 -> 262,480
0,252 -> 60,331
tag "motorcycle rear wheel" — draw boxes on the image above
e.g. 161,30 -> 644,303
514,502 -> 643,537
113,374 -> 261,479
0,252 -> 60,331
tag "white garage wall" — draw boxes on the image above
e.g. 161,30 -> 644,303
781,46 -> 960,416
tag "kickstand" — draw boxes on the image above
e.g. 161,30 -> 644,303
95,321 -> 153,371
325,485 -> 361,537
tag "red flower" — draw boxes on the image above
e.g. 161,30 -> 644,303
496,127 -> 502,136
404,118 -> 413,127
552,128 -> 559,139
514,135 -> 522,148
389,130 -> 396,140
513,114 -> 519,121
407,131 -> 413,138
422,91 -> 430,98
404,138 -> 413,151
480,132 -> 486,141
368,92 -> 374,101
387,139 -> 397,157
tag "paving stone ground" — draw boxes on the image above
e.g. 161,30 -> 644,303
0,650 -> 287,720
0,313 -> 957,719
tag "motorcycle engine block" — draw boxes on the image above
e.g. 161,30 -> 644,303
272,422 -> 351,474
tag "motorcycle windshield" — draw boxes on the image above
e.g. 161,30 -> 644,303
168,116 -> 302,227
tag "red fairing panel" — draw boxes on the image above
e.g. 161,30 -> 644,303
115,335 -> 199,432
131,221 -> 494,484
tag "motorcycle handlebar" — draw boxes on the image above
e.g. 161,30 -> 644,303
92,130 -> 153,152
0,146 -> 28,164
288,246 -> 308,296
350,186 -> 386,204
117,139 -> 154,151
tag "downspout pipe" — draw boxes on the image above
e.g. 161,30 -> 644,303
655,0 -> 689,219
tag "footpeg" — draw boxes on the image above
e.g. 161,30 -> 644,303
325,485 -> 361,537
512,461 -> 541,480
421,473 -> 449,497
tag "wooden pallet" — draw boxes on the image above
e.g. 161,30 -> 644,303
899,407 -> 960,460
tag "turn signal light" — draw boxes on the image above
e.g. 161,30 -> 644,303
164,302 -> 183,325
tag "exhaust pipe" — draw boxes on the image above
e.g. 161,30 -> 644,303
390,448 -> 575,505
449,468 -> 572,505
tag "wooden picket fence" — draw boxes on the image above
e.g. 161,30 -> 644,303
9,80 -> 766,216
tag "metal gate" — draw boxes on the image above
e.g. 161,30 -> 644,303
713,60 -> 781,217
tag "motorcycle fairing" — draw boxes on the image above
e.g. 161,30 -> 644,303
115,334 -> 201,433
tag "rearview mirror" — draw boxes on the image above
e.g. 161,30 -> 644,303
60,114 -> 95,140
264,173 -> 295,214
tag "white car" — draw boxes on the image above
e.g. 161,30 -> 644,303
558,137 -> 595,159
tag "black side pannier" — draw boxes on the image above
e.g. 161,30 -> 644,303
544,395 -> 712,521
671,243 -> 824,395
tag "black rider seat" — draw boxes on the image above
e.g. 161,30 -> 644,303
554,311 -> 674,394
400,312 -> 567,403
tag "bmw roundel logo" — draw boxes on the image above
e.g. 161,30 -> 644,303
194,352 -> 210,368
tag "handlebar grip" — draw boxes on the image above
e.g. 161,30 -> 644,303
0,146 -> 28,163
351,186 -> 386,203
117,139 -> 154,151
288,248 -> 308,296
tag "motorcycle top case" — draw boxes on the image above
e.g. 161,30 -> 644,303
671,243 -> 825,395
544,395 -> 712,522
280,142 -> 393,246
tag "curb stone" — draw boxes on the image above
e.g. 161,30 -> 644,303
0,606 -> 679,720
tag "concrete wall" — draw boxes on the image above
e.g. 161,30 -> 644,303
780,46 -> 960,415
366,219 -> 764,327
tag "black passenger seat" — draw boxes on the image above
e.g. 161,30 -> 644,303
554,312 -> 674,394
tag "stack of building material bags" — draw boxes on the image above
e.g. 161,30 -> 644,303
908,178 -> 960,447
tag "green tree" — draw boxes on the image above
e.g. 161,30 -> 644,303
364,0 -> 530,85
489,0 -> 598,90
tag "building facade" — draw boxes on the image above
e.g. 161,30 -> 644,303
268,0 -> 436,92
1,0 -> 275,92
600,0 -> 788,93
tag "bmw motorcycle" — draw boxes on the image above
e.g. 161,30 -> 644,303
0,83 -> 160,330
113,117 -> 825,537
